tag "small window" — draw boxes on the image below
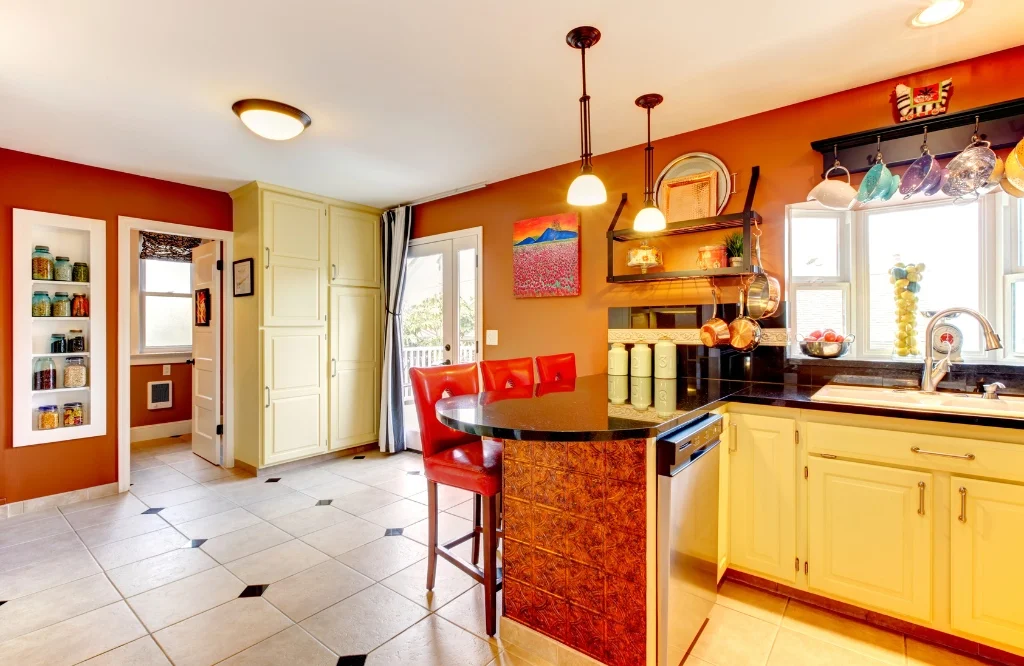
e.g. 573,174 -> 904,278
140,258 -> 192,352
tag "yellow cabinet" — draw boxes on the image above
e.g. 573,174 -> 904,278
329,205 -> 380,288
262,190 -> 328,327
807,457 -> 933,622
729,413 -> 798,583
329,286 -> 380,450
950,477 -> 1024,651
262,327 -> 328,466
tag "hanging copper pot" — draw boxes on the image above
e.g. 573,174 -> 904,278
700,286 -> 731,347
729,287 -> 762,353
745,229 -> 781,320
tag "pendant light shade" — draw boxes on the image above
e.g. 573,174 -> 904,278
633,94 -> 666,232
566,27 -> 606,206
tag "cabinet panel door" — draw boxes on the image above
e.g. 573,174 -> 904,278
329,286 -> 380,450
951,477 -> 1024,650
808,457 -> 933,621
263,327 -> 327,465
262,191 -> 327,326
329,206 -> 380,287
729,413 -> 798,583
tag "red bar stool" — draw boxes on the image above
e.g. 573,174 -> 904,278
409,362 -> 503,636
479,357 -> 535,391
535,352 -> 576,383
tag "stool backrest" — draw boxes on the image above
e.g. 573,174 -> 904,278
535,353 -> 577,383
409,362 -> 480,459
479,357 -> 535,392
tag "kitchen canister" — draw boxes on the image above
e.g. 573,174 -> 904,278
608,342 -> 628,376
630,342 -> 652,377
654,339 -> 677,378
630,376 -> 652,410
655,378 -> 677,418
608,375 -> 629,404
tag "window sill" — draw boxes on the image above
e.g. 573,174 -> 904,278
131,352 -> 192,366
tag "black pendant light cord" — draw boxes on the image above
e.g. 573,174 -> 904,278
644,107 -> 654,205
579,46 -> 593,170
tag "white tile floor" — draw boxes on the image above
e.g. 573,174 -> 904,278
0,436 -> 513,666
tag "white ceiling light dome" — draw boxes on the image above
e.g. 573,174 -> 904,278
911,0 -> 967,27
232,99 -> 311,141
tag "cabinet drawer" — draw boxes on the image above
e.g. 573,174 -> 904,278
806,422 -> 1024,483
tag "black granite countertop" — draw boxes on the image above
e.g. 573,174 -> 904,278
435,373 -> 1024,441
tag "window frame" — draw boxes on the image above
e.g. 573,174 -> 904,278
138,257 -> 193,355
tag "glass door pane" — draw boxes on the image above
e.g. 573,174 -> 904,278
454,235 -> 480,365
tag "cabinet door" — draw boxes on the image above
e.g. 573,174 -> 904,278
951,477 -> 1024,650
263,327 -> 328,465
262,191 -> 328,327
329,286 -> 381,450
808,458 -> 933,621
729,413 -> 798,583
329,206 -> 380,287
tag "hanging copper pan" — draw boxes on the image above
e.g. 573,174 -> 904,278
700,285 -> 731,347
746,231 -> 781,320
729,287 -> 762,353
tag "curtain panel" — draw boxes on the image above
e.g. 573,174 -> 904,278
140,231 -> 204,263
378,206 -> 414,453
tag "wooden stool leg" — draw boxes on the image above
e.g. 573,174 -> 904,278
471,493 -> 482,566
426,480 -> 438,591
483,493 -> 498,636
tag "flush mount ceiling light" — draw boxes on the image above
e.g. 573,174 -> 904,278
911,0 -> 966,27
633,93 -> 667,232
566,26 -> 607,206
232,99 -> 311,141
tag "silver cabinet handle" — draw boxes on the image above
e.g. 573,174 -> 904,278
332,358 -> 337,377
917,481 -> 926,516
265,247 -> 270,268
958,486 -> 967,523
910,446 -> 975,461
331,264 -> 337,280
265,387 -> 270,408
729,424 -> 737,453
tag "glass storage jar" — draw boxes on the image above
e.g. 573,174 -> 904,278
71,293 -> 89,317
32,291 -> 51,317
68,329 -> 86,353
64,356 -> 87,388
54,256 -> 73,281
62,402 -> 84,427
32,245 -> 54,280
37,405 -> 59,430
72,262 -> 89,283
51,292 -> 71,317
33,357 -> 56,390
50,333 -> 67,353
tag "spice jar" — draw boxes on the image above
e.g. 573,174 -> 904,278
72,262 -> 89,283
33,357 -> 56,390
68,329 -> 86,353
51,292 -> 71,317
62,402 -> 84,426
37,405 -> 59,430
71,293 -> 89,318
64,356 -> 87,388
50,333 -> 67,353
32,291 -> 51,317
32,245 -> 54,280
54,256 -> 73,281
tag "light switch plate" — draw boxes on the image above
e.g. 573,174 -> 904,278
162,364 -> 171,376
485,330 -> 498,346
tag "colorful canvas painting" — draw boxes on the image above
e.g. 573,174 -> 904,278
512,213 -> 580,298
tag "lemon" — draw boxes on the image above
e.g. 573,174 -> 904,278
916,263 -> 926,272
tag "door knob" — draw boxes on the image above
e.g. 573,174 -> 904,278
185,359 -> 195,365
444,344 -> 452,352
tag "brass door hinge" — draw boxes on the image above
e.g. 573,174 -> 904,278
804,466 -> 808,479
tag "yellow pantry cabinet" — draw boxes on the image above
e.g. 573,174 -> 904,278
232,182 -> 381,470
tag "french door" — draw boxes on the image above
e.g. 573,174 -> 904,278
400,229 -> 481,451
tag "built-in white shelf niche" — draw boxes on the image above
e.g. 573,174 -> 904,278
13,209 -> 107,446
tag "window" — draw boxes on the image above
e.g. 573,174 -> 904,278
788,194 -> 1023,362
140,258 -> 192,352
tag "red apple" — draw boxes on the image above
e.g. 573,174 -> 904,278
823,330 -> 838,342
835,334 -> 845,343
807,330 -> 822,341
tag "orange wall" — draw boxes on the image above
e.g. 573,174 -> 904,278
415,46 -> 1024,377
129,364 -> 193,428
0,148 -> 232,503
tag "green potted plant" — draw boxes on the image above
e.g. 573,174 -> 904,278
725,231 -> 744,268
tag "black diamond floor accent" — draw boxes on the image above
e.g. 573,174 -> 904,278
141,507 -> 164,514
187,539 -> 207,548
0,601 -> 7,608
406,470 -> 421,475
316,499 -> 333,506
337,656 -> 367,666
353,455 -> 366,459
239,584 -> 270,598
384,528 -> 403,536
265,478 -> 281,483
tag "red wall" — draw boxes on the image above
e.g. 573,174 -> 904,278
414,46 -> 1024,377
0,148 -> 232,504
129,364 -> 193,428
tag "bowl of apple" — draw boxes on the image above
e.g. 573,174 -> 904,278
799,329 -> 855,359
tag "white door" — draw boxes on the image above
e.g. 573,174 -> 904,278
400,232 -> 481,452
191,240 -> 221,464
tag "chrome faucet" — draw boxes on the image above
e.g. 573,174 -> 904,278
920,308 -> 1002,393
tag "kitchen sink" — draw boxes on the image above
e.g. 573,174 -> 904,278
811,384 -> 1024,420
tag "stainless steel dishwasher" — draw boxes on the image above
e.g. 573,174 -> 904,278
656,413 -> 722,666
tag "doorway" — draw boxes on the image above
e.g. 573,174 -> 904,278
400,228 -> 482,451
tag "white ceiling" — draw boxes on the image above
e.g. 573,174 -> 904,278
1,1 -> 1022,208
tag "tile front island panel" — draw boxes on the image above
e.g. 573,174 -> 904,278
502,438 -> 650,666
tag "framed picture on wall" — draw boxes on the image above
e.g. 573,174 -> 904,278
194,288 -> 211,326
233,258 -> 254,297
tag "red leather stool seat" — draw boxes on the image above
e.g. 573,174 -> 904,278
423,439 -> 503,496
536,352 -> 576,383
480,357 -> 535,391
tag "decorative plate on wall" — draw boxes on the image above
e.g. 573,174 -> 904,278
655,152 -> 732,216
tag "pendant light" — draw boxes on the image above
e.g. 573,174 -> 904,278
566,26 -> 607,206
633,94 -> 667,232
